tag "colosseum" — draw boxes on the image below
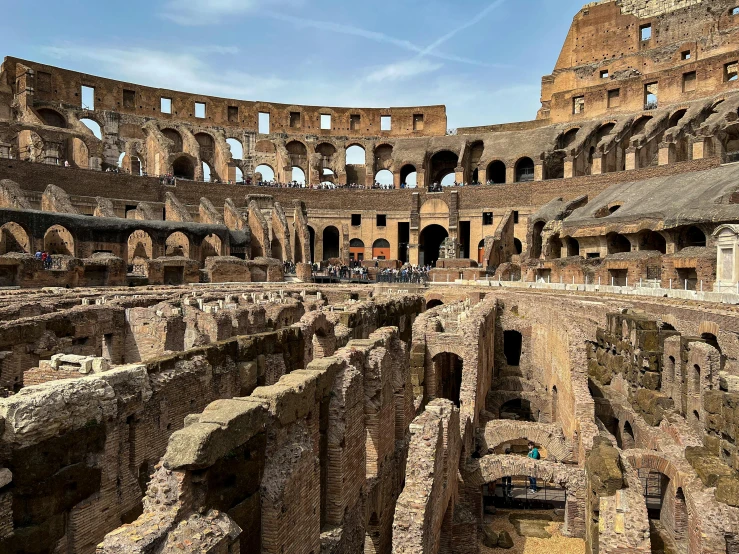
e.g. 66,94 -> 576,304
5,0 -> 739,553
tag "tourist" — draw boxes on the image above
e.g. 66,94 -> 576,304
41,251 -> 48,269
527,442 -> 540,492
34,250 -> 42,260
64,160 -> 70,168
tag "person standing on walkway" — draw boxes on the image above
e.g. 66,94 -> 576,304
528,442 -> 540,492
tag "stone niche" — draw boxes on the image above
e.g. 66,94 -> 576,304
713,224 -> 739,288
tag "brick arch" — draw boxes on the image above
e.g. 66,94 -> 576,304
427,344 -> 465,361
483,422 -> 572,462
623,450 -> 688,490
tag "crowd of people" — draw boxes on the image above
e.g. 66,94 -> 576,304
34,250 -> 54,270
319,264 -> 370,281
375,265 -> 431,283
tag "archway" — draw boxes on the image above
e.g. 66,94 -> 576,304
426,299 -> 444,310
639,230 -> 666,254
127,230 -> 153,265
165,232 -> 190,258
172,156 -> 194,180
270,237 -> 283,261
503,330 -> 522,366
322,226 -> 340,261
37,108 -> 66,128
0,222 -> 30,255
429,150 -> 459,186
531,221 -> 545,259
682,226 -> 706,249
487,160 -> 506,184
291,166 -> 306,185
375,169 -> 393,188
558,128 -> 579,149
607,233 -> 631,254
227,138 -> 243,160
80,118 -> 102,139
349,238 -> 365,263
419,224 -> 448,267
161,128 -> 183,152
400,164 -> 417,188
202,234 -> 222,261
478,239 -> 486,264
432,352 -> 463,407
346,144 -> 366,165
372,238 -> 391,260
515,157 -> 535,182
255,164 -> 275,183
622,421 -> 636,449
514,238 -> 522,255
44,225 -> 74,256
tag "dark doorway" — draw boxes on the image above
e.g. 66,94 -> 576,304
487,160 -> 506,184
322,226 -> 340,260
434,352 -> 463,407
398,222 -> 410,263
459,221 -> 470,259
419,225 -> 449,267
172,157 -> 194,180
503,330 -> 523,366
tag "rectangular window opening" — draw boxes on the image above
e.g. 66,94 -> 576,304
608,88 -> 621,108
644,82 -> 658,110
726,62 -> 738,82
413,114 -> 424,131
161,97 -> 172,114
573,96 -> 585,115
513,211 -> 519,224
320,114 -> 331,130
228,106 -> 239,123
259,112 -> 270,134
381,115 -> 392,131
683,71 -> 697,92
195,102 -> 206,118
600,70 -> 609,79
123,89 -> 136,109
350,114 -> 360,131
682,50 -> 691,60
351,214 -> 362,226
289,111 -> 300,128
376,214 -> 387,227
640,24 -> 652,42
483,212 -> 493,226
81,85 -> 95,110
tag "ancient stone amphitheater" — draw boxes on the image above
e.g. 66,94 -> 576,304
4,0 -> 739,553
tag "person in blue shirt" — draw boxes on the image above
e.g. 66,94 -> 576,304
527,442 -> 540,492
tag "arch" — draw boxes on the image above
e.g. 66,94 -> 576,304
484,422 -> 571,462
346,144 -> 366,165
194,132 -> 214,152
547,234 -> 562,259
426,299 -> 444,310
400,164 -> 417,188
255,164 -> 275,182
0,222 -> 30,255
622,421 -> 636,449
596,122 -> 616,143
563,236 -> 580,257
513,238 -> 523,255
234,166 -> 244,183
668,109 -> 687,128
37,108 -> 66,128
372,238 -> 391,260
375,169 -> 393,187
127,230 -> 153,265
202,234 -> 222,261
375,144 -> 393,170
79,118 -> 102,139
418,224 -> 448,267
270,237 -> 283,262
226,138 -> 243,160
531,221 -> 545,259
499,399 -> 536,421
291,166 -> 306,185
255,140 -> 276,154
429,150 -> 459,185
487,160 -> 506,184
165,232 -> 190,258
682,226 -> 706,248
558,128 -> 580,149
432,352 -> 463,407
44,225 -> 74,256
322,226 -> 340,260
607,233 -> 631,254
161,128 -> 183,152
286,140 -> 307,156
349,238 -> 365,263
514,157 -> 535,182
503,330 -> 522,366
316,142 -> 336,157
172,156 -> 195,180
639,230 -> 666,253
631,115 -> 653,135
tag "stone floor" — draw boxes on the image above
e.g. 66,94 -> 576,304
481,510 -> 585,554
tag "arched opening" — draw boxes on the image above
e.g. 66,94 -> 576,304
291,166 -> 306,185
372,239 -> 391,260
478,239 -> 486,264
500,399 -> 536,421
432,352 -> 463,407
375,169 -> 393,188
440,173 -> 456,187
487,160 -> 506,184
375,144 -> 393,170
316,142 -> 336,159
202,234 -> 222,261
255,164 -> 275,183
346,144 -> 366,165
503,330 -> 522,366
622,421 -> 636,449
531,221 -> 545,259
429,150 -> 459,186
37,108 -> 66,128
44,225 -> 74,256
515,157 -> 535,182
639,230 -> 666,254
558,128 -> 580,149
227,138 -> 243,160
286,141 -> 308,168
632,115 -> 653,136
0,222 -> 30,255
195,133 -> 214,161
130,156 -> 142,176
513,238 -> 523,255
202,161 -> 212,182
161,128 -> 183,152
80,118 -> 102,139
172,156 -> 194,180
682,226 -> 706,248
349,238 -> 365,263
321,168 -> 336,187
322,226 -> 340,261
548,234 -> 562,259
270,237 -> 283,261
668,109 -> 687,129
426,299 -> 444,310
419,224 -> 448,267
400,164 -> 417,188
564,236 -> 580,257
607,233 -> 631,255
127,230 -> 153,266
165,232 -> 190,258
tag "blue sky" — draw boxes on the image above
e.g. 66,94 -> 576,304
1,0 -> 587,128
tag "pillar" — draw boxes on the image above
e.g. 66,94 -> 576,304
505,166 -> 515,184
658,144 -> 674,166
591,156 -> 603,175
563,159 -> 574,179
534,163 -> 544,181
625,149 -> 637,171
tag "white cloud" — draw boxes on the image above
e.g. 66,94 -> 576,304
365,59 -> 442,83
160,0 -> 303,25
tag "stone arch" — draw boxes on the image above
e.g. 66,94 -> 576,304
418,224 -> 448,268
426,298 -> 444,310
202,234 -> 222,261
346,143 -> 366,165
680,226 -> 707,249
172,156 -> 195,180
372,238 -> 390,260
530,221 -> 545,259
255,140 -> 276,154
165,231 -> 190,258
255,164 -> 275,182
487,160 -> 506,184
127,230 -> 153,265
37,108 -> 67,128
638,230 -> 667,253
607,232 -> 631,254
431,351 -> 462,407
558,128 -> 580,149
400,164 -> 417,188
484,422 -> 571,462
226,138 -> 243,160
488,392 -> 545,422
0,222 -> 31,255
514,157 -> 535,182
161,128 -> 183,152
322,226 -> 340,261
349,238 -> 365,263
44,225 -> 74,256
429,150 -> 458,185
374,144 -> 393,171
621,420 -> 636,449
79,118 -> 103,139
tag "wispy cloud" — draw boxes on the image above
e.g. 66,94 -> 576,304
419,0 -> 507,57
365,59 -> 442,83
160,0 -> 303,25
